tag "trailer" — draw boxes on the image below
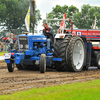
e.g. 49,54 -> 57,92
53,27 -> 100,71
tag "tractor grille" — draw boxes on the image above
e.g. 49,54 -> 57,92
18,36 -> 29,50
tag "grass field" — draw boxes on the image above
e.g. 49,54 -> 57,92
0,79 -> 100,100
0,52 -> 7,56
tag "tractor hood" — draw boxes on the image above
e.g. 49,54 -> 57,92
17,33 -> 47,51
18,33 -> 47,42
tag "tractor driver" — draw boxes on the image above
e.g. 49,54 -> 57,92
43,23 -> 54,44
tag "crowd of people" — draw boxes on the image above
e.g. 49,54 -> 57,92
0,36 -> 16,52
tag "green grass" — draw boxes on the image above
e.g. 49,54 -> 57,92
0,52 -> 7,56
1,79 -> 100,100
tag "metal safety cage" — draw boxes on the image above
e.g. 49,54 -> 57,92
43,19 -> 71,34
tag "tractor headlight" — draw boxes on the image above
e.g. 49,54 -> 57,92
18,36 -> 28,50
19,44 -> 23,48
25,44 -> 29,49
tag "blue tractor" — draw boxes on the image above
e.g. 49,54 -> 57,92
4,32 -> 62,73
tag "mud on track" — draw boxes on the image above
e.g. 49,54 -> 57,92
0,61 -> 7,69
0,61 -> 100,94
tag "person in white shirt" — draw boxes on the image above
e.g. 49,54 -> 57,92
10,36 -> 13,50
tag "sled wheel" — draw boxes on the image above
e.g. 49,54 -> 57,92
93,53 -> 100,69
97,53 -> 100,69
7,60 -> 14,72
40,54 -> 46,73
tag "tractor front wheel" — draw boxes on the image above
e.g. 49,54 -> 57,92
40,54 -> 46,73
7,61 -> 14,72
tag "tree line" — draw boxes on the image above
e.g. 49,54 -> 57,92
0,0 -> 100,34
46,4 -> 100,30
0,0 -> 41,34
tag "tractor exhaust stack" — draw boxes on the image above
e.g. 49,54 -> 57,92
31,0 -> 35,34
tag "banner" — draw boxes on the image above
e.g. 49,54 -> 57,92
25,6 -> 30,32
59,13 -> 66,29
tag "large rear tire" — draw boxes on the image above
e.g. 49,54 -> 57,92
54,36 -> 71,71
16,64 -> 23,70
7,61 -> 14,72
40,54 -> 46,73
67,36 -> 85,71
21,63 -> 28,70
21,63 -> 35,70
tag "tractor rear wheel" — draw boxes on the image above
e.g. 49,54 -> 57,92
7,60 -> 14,72
40,54 -> 46,73
16,64 -> 23,70
21,63 -> 34,70
54,36 -> 71,71
67,36 -> 85,71
21,63 -> 28,70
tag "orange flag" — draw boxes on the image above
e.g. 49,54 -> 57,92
59,13 -> 66,29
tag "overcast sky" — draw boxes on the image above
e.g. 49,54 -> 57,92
35,0 -> 100,30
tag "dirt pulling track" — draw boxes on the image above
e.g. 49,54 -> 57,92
0,61 -> 100,94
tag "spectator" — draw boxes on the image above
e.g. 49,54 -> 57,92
57,29 -> 66,34
5,37 -> 10,52
58,29 -> 62,33
1,42 -> 4,52
64,29 -> 67,33
13,38 -> 16,44
10,36 -> 13,50
6,37 -> 10,43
